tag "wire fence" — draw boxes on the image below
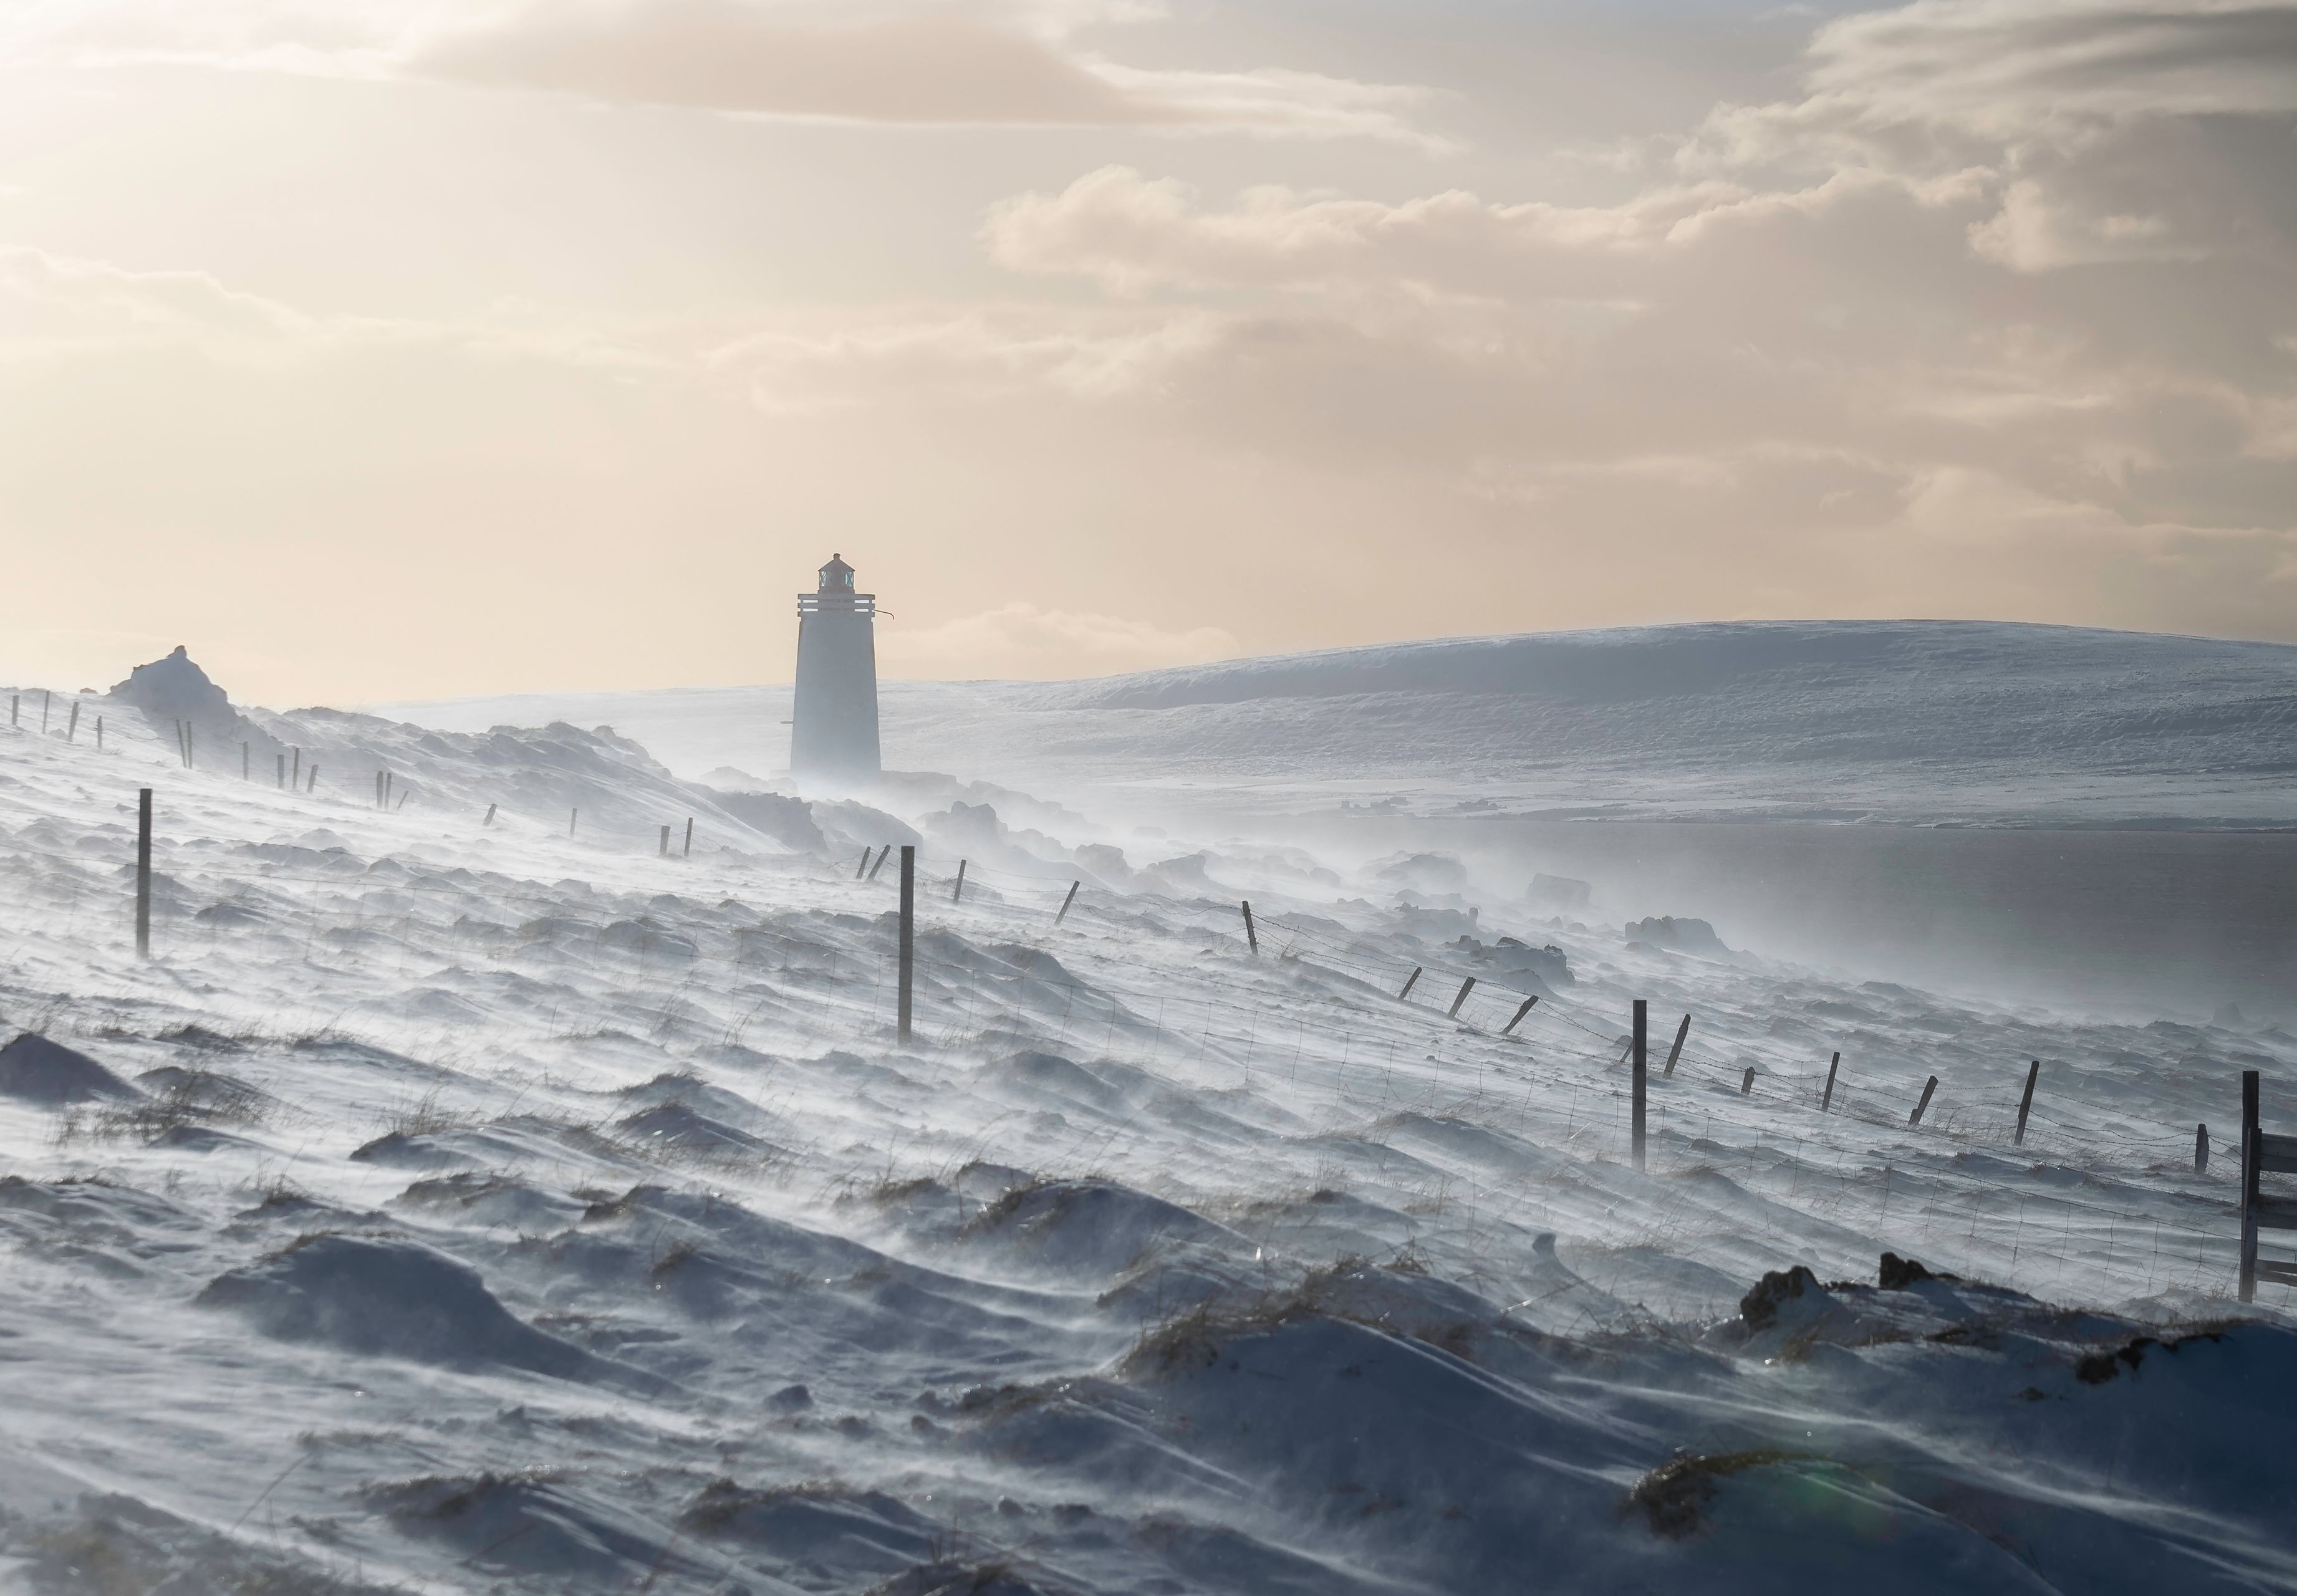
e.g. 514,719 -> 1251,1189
0,761 -> 2286,1309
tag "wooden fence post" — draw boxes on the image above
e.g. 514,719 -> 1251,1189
1054,880 -> 1080,924
897,845 -> 915,1042
1241,900 -> 1258,955
2195,1123 -> 2208,1173
1632,999 -> 1647,1171
569,807 -> 577,837
658,825 -> 670,857
65,702 -> 78,742
2242,1070 -> 2260,1302
395,789 -> 408,811
184,723 -> 193,769
375,772 -> 383,808
291,748 -> 300,788
855,848 -> 870,879
242,743 -> 250,780
1741,1066 -> 1756,1096
1501,996 -> 1538,1035
9,693 -> 16,726
41,691 -> 50,733
866,845 -> 891,882
135,787 -> 152,959
1447,977 -> 1477,1019
1822,1051 -> 1840,1112
306,766 -> 317,793
1398,967 -> 1422,1001
683,818 -> 693,858
952,860 -> 966,903
385,773 -> 393,808
1664,1013 -> 1691,1077
276,752 -> 286,790
1910,1075 -> 1939,1127
95,716 -> 102,751
483,804 -> 496,827
2013,1059 -> 2041,1147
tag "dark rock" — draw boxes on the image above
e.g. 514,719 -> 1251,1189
1739,1265 -> 1820,1330
1879,1252 -> 1932,1291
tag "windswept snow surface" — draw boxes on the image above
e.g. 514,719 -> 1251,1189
372,621 -> 2297,825
1,668 -> 2294,1594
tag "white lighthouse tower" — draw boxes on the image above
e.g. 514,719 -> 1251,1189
790,553 -> 881,785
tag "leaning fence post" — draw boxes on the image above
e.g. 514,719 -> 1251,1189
866,845 -> 891,882
2196,1123 -> 2210,1174
897,845 -> 915,1043
2013,1058 -> 2040,1147
1632,999 -> 1648,1171
1910,1075 -> 1939,1127
683,818 -> 693,858
135,787 -> 152,959
1054,880 -> 1080,924
951,860 -> 966,904
855,848 -> 870,879
1822,1051 -> 1840,1112
1741,1066 -> 1755,1096
1447,976 -> 1477,1019
1398,967 -> 1422,1001
483,803 -> 496,827
1664,1013 -> 1691,1077
1241,900 -> 1258,955
2242,1070 -> 2261,1302
1501,996 -> 1538,1035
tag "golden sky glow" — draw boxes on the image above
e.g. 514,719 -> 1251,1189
1,0 -> 2293,704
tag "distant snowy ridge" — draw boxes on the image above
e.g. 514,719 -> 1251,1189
373,621 -> 2297,825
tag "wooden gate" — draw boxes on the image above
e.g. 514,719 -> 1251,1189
2241,1070 -> 2297,1302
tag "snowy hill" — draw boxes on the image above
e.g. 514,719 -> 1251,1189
373,620 -> 2297,825
1,648 -> 2294,1594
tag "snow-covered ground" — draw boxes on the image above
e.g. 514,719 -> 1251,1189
2,640 -> 2294,1594
371,620 -> 2297,826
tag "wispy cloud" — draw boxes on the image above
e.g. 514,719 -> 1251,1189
13,0 -> 1440,142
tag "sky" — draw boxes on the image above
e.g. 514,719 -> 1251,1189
0,0 -> 2291,704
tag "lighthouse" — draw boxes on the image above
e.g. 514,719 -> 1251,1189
790,553 -> 882,785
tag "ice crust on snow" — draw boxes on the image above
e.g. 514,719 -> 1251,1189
0,643 -> 2291,1593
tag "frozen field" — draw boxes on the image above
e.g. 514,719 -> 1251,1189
1,638 -> 2293,1594
372,620 -> 2297,827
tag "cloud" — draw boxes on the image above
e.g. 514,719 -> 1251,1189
977,162 -> 1977,297
0,245 -> 316,355
408,3 -> 1170,127
3,0 -> 2295,694
1802,0 -> 2297,138
16,0 -> 1437,140
877,602 -> 1237,678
